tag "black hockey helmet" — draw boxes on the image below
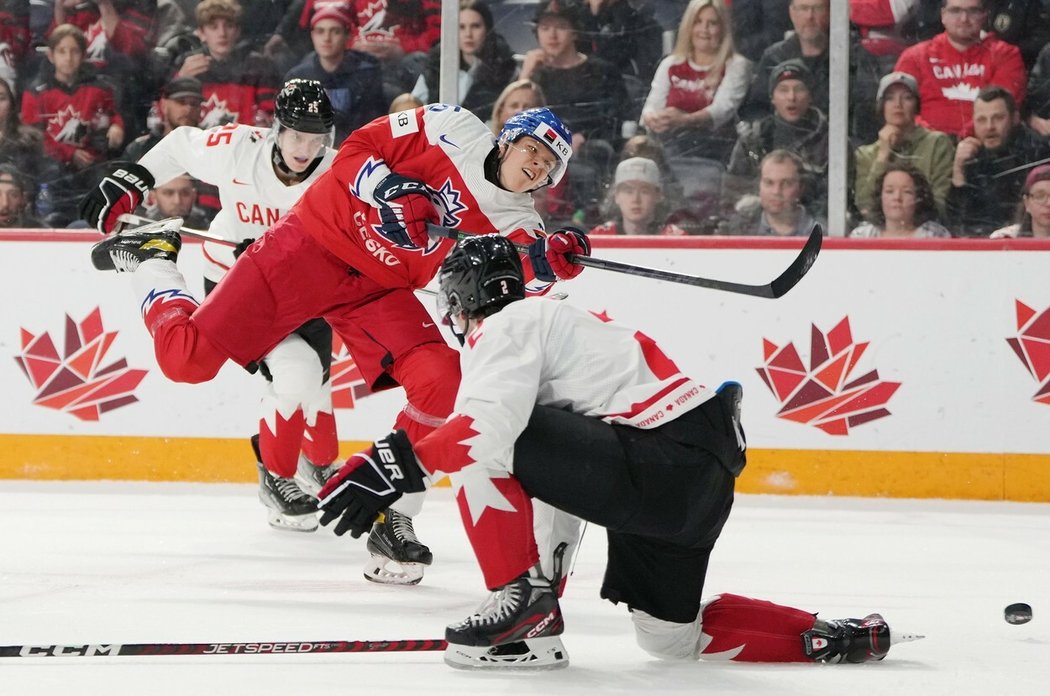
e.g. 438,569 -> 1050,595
275,78 -> 335,134
438,234 -> 525,339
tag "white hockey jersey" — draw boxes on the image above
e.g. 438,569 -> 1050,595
414,298 -> 716,481
138,123 -> 336,283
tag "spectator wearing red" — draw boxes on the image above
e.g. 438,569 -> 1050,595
50,0 -> 156,64
894,0 -> 1026,139
172,0 -> 280,128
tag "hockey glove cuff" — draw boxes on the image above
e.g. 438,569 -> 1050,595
317,431 -> 427,538
233,238 -> 256,259
527,227 -> 590,282
79,161 -> 155,234
373,173 -> 438,249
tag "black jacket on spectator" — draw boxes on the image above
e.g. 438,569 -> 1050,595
417,31 -> 516,121
946,125 -> 1050,237
740,33 -> 881,144
986,0 -> 1050,70
172,44 -> 280,128
532,55 -> 629,145
729,0 -> 791,63
1026,41 -> 1050,119
285,50 -> 386,144
574,0 -> 663,84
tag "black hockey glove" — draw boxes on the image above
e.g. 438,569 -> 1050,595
317,431 -> 427,538
528,227 -> 590,282
373,173 -> 438,249
79,161 -> 155,234
233,238 -> 255,259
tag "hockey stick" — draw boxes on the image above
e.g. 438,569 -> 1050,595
426,223 -> 823,299
0,638 -> 448,658
116,213 -> 238,247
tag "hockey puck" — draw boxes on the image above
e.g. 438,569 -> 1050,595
1005,603 -> 1032,625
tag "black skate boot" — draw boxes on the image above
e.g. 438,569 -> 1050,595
363,509 -> 433,585
293,455 -> 340,498
802,613 -> 924,663
251,435 -> 318,532
444,568 -> 568,670
91,218 -> 183,272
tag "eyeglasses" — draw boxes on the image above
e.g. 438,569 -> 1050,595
1025,192 -> 1050,205
508,142 -> 556,174
942,7 -> 987,18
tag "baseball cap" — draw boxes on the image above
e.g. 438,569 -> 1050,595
614,157 -> 661,188
0,164 -> 26,191
876,72 -> 919,103
533,0 -> 581,28
163,76 -> 203,101
768,59 -> 812,96
310,0 -> 353,29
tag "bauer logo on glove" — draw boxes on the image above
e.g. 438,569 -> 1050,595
317,431 -> 427,538
78,161 -> 156,234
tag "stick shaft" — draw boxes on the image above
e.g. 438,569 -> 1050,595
117,213 -> 237,247
0,639 -> 448,658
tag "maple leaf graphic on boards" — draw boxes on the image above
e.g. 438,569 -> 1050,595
14,308 -> 148,421
756,317 -> 901,435
330,334 -> 374,409
1005,300 -> 1050,405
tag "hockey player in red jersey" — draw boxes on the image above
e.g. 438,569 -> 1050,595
82,79 -> 341,535
316,235 -> 922,669
85,105 -> 588,586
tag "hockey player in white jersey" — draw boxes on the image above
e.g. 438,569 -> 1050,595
316,235 -> 922,669
80,79 -> 344,534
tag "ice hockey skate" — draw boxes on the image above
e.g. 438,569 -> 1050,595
251,435 -> 319,532
293,455 -> 340,498
444,567 -> 568,671
90,217 -> 184,272
363,509 -> 433,585
802,613 -> 924,663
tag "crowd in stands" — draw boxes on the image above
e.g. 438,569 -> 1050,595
1,0 -> 1049,239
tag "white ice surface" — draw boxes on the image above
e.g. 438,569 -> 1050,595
1,482 -> 1047,695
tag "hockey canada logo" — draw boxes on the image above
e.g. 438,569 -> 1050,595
756,317 -> 901,435
330,335 -> 373,409
1005,299 -> 1050,405
14,309 -> 148,421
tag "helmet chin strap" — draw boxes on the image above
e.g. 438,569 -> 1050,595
271,142 -> 324,184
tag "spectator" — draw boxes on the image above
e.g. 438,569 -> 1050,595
0,163 -> 41,227
741,0 -> 880,142
946,85 -> 1050,236
519,0 -> 629,225
727,59 -> 829,216
575,0 -> 663,84
140,172 -> 211,229
640,0 -> 752,162
1026,42 -> 1050,136
985,0 -> 1050,71
172,0 -> 280,128
0,0 -> 30,89
51,0 -> 156,64
590,157 -> 687,235
124,75 -> 203,160
387,91 -> 422,112
489,79 -> 546,134
730,0 -> 791,63
0,75 -> 43,186
347,0 -> 441,104
722,148 -> 823,236
894,0 -> 1026,139
21,24 -> 124,173
411,0 -> 516,120
619,132 -> 687,224
854,71 -> 954,218
849,162 -> 951,237
991,164 -> 1050,238
285,0 -> 385,144
851,0 -> 920,74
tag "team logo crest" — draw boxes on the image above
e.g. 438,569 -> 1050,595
756,317 -> 901,435
47,105 -> 85,145
14,308 -> 148,421
1006,299 -> 1050,405
199,93 -> 238,129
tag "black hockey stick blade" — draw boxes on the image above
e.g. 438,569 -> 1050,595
426,223 -> 822,299
0,638 -> 448,658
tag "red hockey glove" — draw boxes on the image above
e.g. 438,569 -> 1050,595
78,161 -> 155,234
373,173 -> 438,249
528,227 -> 590,282
317,431 -> 427,538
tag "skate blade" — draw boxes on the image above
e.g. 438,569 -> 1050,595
891,631 -> 925,645
444,637 -> 569,671
363,555 -> 424,585
265,510 -> 319,533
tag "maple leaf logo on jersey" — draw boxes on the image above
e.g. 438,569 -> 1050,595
14,308 -> 148,421
48,105 -> 85,145
330,334 -> 373,409
429,178 -> 467,235
941,82 -> 980,102
199,93 -> 238,130
85,23 -> 108,64
1005,299 -> 1050,405
756,317 -> 901,435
